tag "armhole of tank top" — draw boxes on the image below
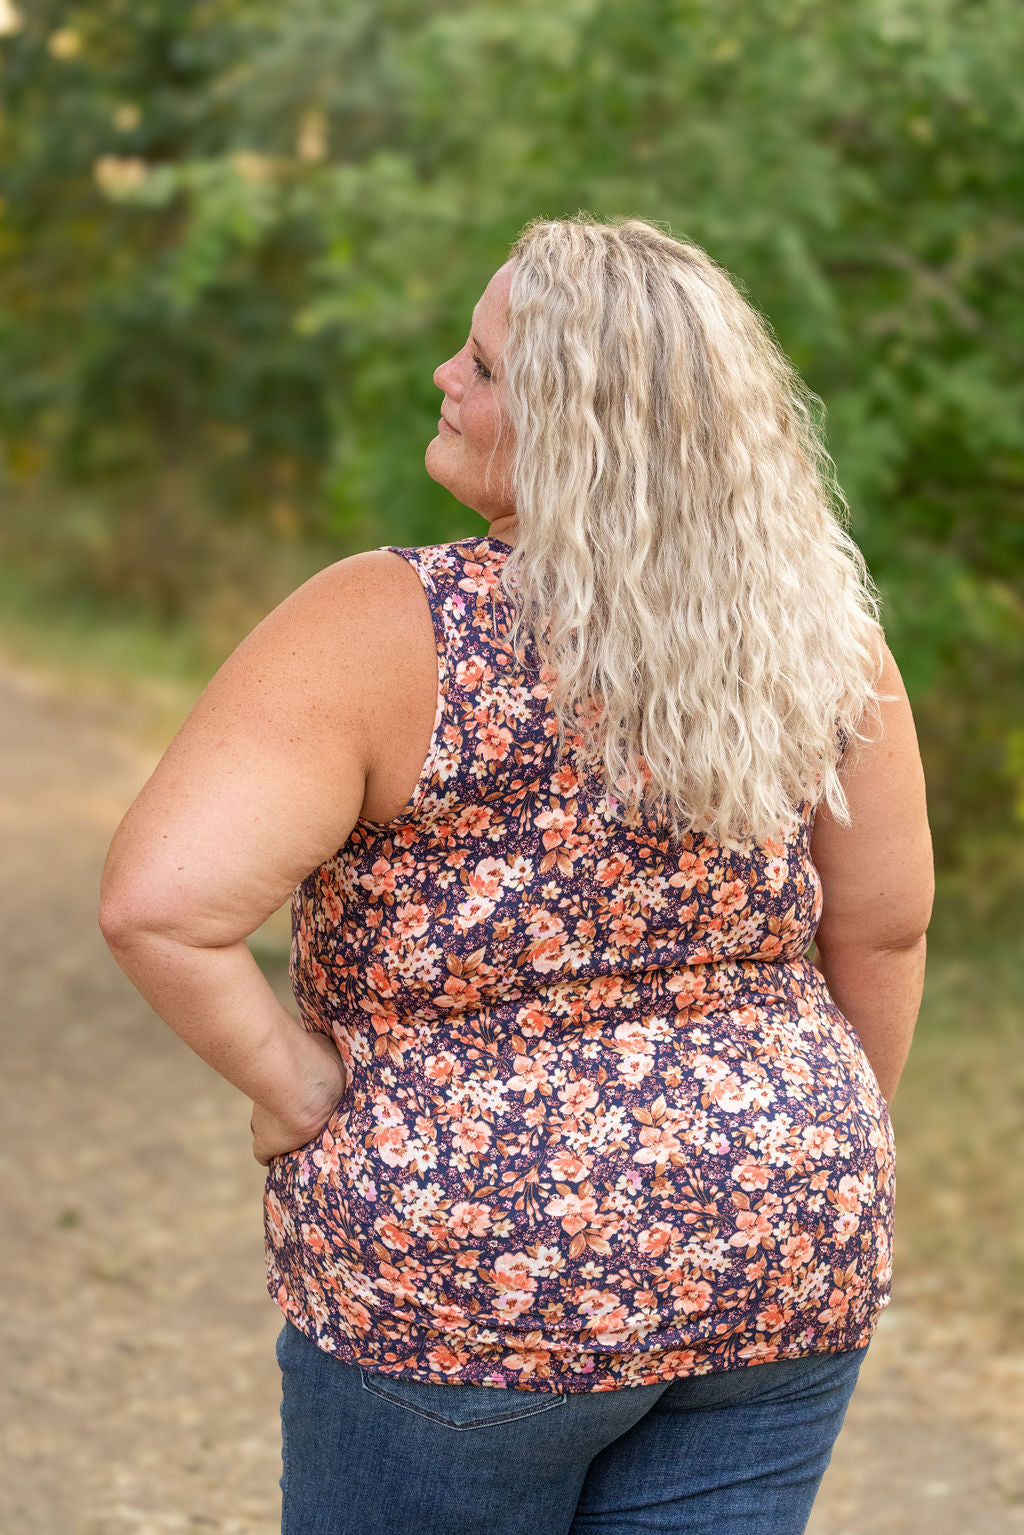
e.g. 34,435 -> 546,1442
354,545 -> 450,829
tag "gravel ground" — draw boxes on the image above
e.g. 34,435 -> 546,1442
1,659 -> 1021,1535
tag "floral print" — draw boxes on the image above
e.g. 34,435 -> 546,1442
264,536 -> 895,1393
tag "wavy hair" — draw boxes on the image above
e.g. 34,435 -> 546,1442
490,214 -> 895,851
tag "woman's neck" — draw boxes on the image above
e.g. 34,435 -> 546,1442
485,515 -> 519,547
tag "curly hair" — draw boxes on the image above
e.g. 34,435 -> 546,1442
491,213 -> 894,850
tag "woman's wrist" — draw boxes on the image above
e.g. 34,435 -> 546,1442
254,1022 -> 348,1139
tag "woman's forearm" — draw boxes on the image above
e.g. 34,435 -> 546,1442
100,925 -> 339,1137
812,932 -> 927,1106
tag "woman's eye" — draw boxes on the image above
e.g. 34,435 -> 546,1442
473,355 -> 492,381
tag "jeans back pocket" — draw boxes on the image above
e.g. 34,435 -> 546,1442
359,1368 -> 568,1430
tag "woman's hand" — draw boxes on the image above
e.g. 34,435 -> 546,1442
250,1030 -> 349,1166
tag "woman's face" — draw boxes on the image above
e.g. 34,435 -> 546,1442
425,260 -> 516,523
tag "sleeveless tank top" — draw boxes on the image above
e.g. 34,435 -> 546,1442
263,535 -> 895,1393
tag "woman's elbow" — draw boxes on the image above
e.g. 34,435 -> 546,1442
97,889 -> 159,952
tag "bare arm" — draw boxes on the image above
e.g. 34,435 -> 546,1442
809,640 -> 934,1106
98,550 -> 416,1162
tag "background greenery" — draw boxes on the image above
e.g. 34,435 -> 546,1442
1,0 -> 1022,1333
3,0 -> 1022,891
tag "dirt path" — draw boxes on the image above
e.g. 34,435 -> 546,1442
1,659 -> 1021,1534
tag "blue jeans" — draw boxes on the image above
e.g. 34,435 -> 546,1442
276,1319 -> 868,1534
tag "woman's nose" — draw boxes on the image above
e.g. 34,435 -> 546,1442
434,353 -> 463,395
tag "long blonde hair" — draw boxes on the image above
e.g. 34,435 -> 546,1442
493,214 -> 893,851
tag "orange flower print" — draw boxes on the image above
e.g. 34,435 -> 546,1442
265,1190 -> 288,1250
456,654 -> 491,688
801,1124 -> 840,1159
454,804 -> 494,837
548,1149 -> 589,1182
535,803 -> 578,849
610,912 -> 646,948
633,1125 -> 683,1165
779,1232 -> 816,1272
457,560 -> 500,597
372,1124 -> 413,1168
738,1338 -> 782,1362
455,893 -> 497,930
666,968 -> 709,1008
476,721 -> 513,761
712,878 -> 749,918
527,908 -> 564,940
516,1006 -> 553,1038
447,1201 -> 494,1240
669,1276 -> 714,1314
358,859 -> 399,899
465,857 -> 507,898
492,1252 -> 537,1290
375,1217 -> 414,1251
427,1343 -> 469,1374
545,1190 -> 599,1236
728,1205 -> 775,1250
667,850 -> 708,891
733,1160 -> 771,1191
596,851 -> 634,886
508,1054 -> 550,1100
424,1050 -> 459,1085
552,763 -> 584,796
558,1077 -> 600,1115
529,934 -> 568,973
638,1222 -> 676,1259
267,538 -> 896,1395
817,1288 -> 851,1325
763,856 -> 788,894
437,973 -> 483,1009
451,1117 -> 492,1155
756,1300 -> 791,1332
578,1286 -> 630,1322
393,901 -> 431,940
311,1133 -> 342,1183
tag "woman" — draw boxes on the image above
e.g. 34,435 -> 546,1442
100,215 -> 933,1535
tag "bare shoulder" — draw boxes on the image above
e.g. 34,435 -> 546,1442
810,640 -> 934,947
202,547 -> 430,722
247,547 -> 428,660
143,545 -> 436,814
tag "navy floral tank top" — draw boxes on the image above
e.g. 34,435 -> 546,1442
263,535 -> 895,1393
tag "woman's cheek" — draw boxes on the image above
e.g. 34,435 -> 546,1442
467,401 -> 501,456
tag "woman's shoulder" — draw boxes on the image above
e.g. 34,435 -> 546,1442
225,548 -> 437,721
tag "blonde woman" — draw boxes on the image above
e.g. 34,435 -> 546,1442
100,216 -> 933,1535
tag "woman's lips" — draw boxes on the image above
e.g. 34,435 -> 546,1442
439,415 -> 460,434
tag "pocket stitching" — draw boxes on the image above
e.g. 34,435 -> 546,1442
358,1369 -> 568,1429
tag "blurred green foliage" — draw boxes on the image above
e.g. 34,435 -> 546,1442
1,0 -> 1022,906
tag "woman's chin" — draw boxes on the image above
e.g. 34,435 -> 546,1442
424,436 -> 458,490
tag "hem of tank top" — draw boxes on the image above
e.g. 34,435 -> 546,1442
353,544 -> 451,830
265,1282 -> 884,1392
355,1334 -> 874,1394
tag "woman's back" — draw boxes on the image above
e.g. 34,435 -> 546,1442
100,215 -> 931,1529
265,534 -> 895,1393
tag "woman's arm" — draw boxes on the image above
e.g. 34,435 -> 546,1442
98,549 -> 414,1162
809,641 -> 935,1106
